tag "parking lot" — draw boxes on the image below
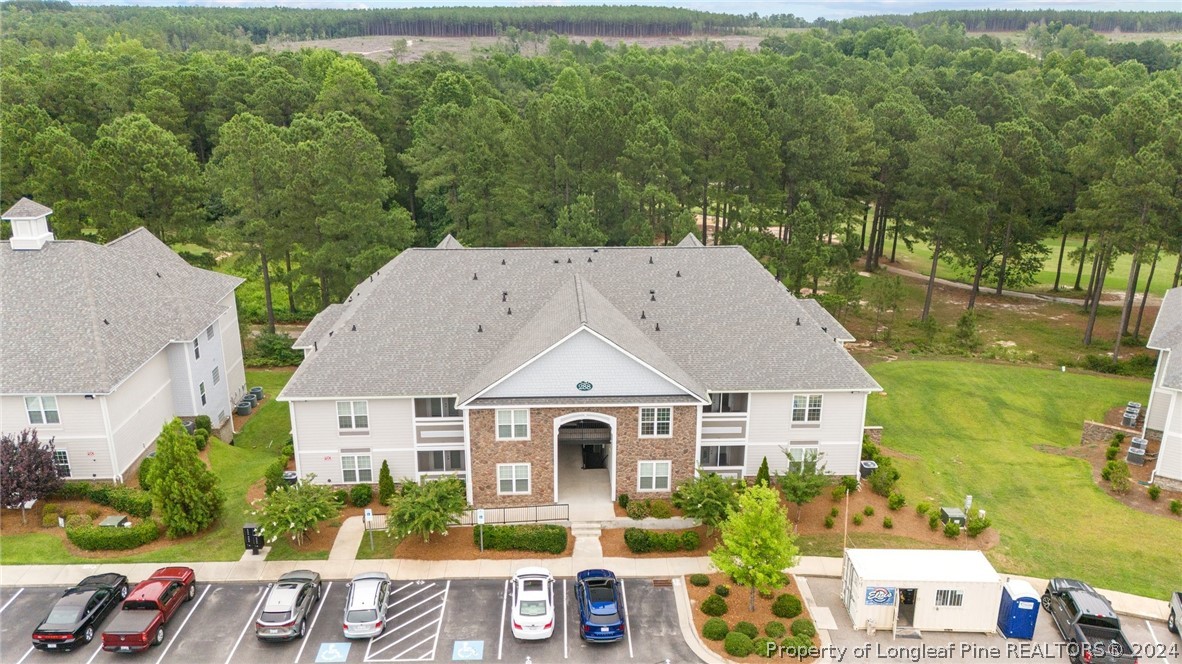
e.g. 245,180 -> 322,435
806,577 -> 1181,663
0,576 -> 699,663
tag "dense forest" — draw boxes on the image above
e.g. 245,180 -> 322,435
2,3 -> 1180,361
853,9 -> 1182,33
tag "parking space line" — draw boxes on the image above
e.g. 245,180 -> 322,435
563,581 -> 568,659
1145,620 -> 1169,664
223,583 -> 272,664
152,584 -> 210,664
498,579 -> 508,660
391,633 -> 437,661
387,582 -> 435,608
293,582 -> 332,664
428,580 -> 449,661
366,581 -> 449,662
385,589 -> 447,623
84,643 -> 104,664
368,613 -> 442,657
619,579 -> 633,659
13,646 -> 33,664
0,588 -> 24,614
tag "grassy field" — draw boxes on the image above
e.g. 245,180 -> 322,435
972,30 -> 1182,45
865,360 -> 1178,599
888,234 -> 1179,299
0,369 -> 295,564
796,532 -> 960,558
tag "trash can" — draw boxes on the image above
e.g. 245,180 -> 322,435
859,460 -> 878,479
997,579 -> 1040,639
242,523 -> 264,554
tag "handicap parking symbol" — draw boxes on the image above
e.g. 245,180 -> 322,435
316,642 -> 351,663
452,640 -> 484,661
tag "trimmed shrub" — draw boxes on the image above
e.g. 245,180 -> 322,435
281,442 -> 295,459
702,617 -> 729,641
888,493 -> 906,510
867,462 -> 900,496
349,484 -> 373,507
66,514 -> 93,528
714,584 -> 731,598
689,573 -> 710,587
1113,432 -> 1126,444
42,503 -> 60,515
781,634 -> 815,656
617,493 -> 630,509
192,430 -> 209,452
734,621 -> 759,639
861,440 -> 879,461
623,528 -> 695,553
625,499 -> 651,520
929,513 -> 940,530
915,502 -> 931,516
966,514 -> 991,537
67,519 -> 161,551
754,636 -> 777,658
649,499 -> 673,519
771,593 -> 802,619
862,505 -> 875,517
1148,485 -> 1162,501
791,619 -> 816,637
479,524 -> 568,554
1105,446 -> 1119,461
764,621 -> 787,638
852,514 -> 863,526
42,512 -> 61,528
829,507 -> 839,518
824,516 -> 835,529
723,631 -> 754,657
194,415 -> 212,432
680,530 -> 700,551
755,457 -> 772,488
86,507 -> 102,520
759,586 -> 777,600
53,482 -> 94,500
840,476 -> 859,493
831,485 -> 847,502
332,489 -> 349,506
700,594 -> 728,617
882,517 -> 893,529
264,458 -> 288,495
1107,461 -> 1132,493
944,521 -> 961,538
1170,499 -> 1181,515
378,461 -> 396,506
95,486 -> 153,518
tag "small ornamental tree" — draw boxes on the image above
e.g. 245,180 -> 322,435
709,482 -> 800,612
0,429 -> 64,524
249,474 -> 340,547
777,450 -> 829,521
755,457 -> 771,488
378,460 -> 396,505
150,419 -> 224,538
671,470 -> 739,535
386,476 -> 467,543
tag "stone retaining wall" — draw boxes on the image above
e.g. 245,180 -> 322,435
863,426 -> 883,445
1079,420 -> 1139,447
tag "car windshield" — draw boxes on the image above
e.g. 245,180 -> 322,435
45,606 -> 83,624
519,600 -> 548,617
346,609 -> 377,623
260,611 -> 290,623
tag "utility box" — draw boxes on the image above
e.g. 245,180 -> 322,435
997,579 -> 1040,640
940,507 -> 966,526
243,523 -> 264,554
99,515 -> 129,528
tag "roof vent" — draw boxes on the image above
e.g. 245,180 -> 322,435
640,310 -> 646,320
554,259 -> 560,264
473,272 -> 478,280
676,271 -> 681,277
567,257 -> 572,264
507,307 -> 512,315
329,331 -> 334,336
502,291 -> 508,302
369,275 -> 373,282
103,319 -> 109,325
822,326 -> 828,333
593,248 -> 599,253
796,318 -> 801,326
351,324 -> 357,332
478,324 -> 483,333
501,259 -> 506,265
313,341 -> 318,351
655,322 -> 661,331
587,257 -> 592,263
347,296 -> 352,302
650,293 -> 656,302
649,256 -> 654,264
156,271 -> 161,278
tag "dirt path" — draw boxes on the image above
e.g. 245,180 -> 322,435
880,263 -> 1163,308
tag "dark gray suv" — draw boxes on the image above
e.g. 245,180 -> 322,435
255,570 -> 323,641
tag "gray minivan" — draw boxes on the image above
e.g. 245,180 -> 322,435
343,572 -> 390,639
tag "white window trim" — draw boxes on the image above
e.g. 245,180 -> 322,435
935,589 -> 964,607
193,336 -> 201,360
791,394 -> 823,426
205,324 -> 214,340
53,449 -> 71,478
637,460 -> 672,492
24,395 -> 61,427
497,463 -> 531,495
340,453 -> 373,484
495,409 -> 530,441
212,366 -> 220,385
785,445 -> 820,474
337,400 -> 370,434
199,382 -> 207,406
638,407 -> 672,438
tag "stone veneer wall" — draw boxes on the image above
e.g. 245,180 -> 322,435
468,405 -> 697,507
1079,420 -> 1140,447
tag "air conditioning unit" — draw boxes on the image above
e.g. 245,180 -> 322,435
1126,447 -> 1146,466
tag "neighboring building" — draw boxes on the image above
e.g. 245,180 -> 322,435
279,234 -> 880,508
0,199 -> 246,482
1143,286 -> 1182,489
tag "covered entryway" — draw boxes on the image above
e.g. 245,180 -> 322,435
553,413 -> 615,521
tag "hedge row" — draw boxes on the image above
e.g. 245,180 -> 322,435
66,519 -> 162,551
53,483 -> 153,518
476,524 -> 568,554
623,528 -> 700,553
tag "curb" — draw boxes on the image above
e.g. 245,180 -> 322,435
673,576 -> 730,664
796,576 -> 834,664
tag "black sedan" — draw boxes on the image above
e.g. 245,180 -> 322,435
32,573 -> 129,651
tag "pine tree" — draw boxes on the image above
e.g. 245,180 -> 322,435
150,419 -> 224,538
709,483 -> 800,612
755,457 -> 771,488
378,460 -> 396,506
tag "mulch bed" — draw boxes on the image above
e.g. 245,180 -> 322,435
686,572 -> 817,663
393,525 -> 571,560
599,525 -> 717,558
2,498 -> 187,559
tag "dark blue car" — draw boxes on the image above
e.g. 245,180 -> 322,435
574,569 -> 625,642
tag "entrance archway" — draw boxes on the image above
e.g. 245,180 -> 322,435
552,413 -> 616,516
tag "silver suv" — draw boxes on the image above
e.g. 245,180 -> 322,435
255,570 -> 322,641
343,572 -> 390,639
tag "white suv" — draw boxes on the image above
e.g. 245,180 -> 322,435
342,572 -> 390,639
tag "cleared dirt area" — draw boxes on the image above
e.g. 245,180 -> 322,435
259,33 -> 767,63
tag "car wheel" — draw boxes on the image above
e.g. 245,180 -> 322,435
316,583 -> 322,602
153,626 -> 165,646
1169,609 -> 1177,634
83,626 -> 94,643
186,583 -> 196,601
298,620 -> 306,639
1040,593 -> 1051,612
119,585 -> 128,599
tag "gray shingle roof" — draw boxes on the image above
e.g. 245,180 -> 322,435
0,228 -> 243,394
676,233 -> 704,248
2,197 -> 54,219
435,234 -> 465,249
280,245 -> 879,400
798,298 -> 855,342
294,304 -> 343,350
1148,287 -> 1182,389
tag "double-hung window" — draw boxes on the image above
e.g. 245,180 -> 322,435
53,450 -> 71,478
497,463 -> 530,494
414,397 -> 459,418
639,407 -> 671,437
199,382 -> 207,406
341,454 -> 373,483
193,336 -> 201,360
24,396 -> 60,425
337,401 -> 369,431
212,366 -> 220,385
786,446 -> 820,473
638,461 -> 671,491
496,409 -> 529,440
934,589 -> 964,607
791,394 -> 822,424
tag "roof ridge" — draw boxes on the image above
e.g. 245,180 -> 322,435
77,244 -> 112,388
573,275 -> 588,325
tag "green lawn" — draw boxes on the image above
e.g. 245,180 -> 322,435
797,533 -> 960,558
889,235 -> 1179,299
356,529 -> 403,560
0,369 -> 296,564
866,360 -> 1179,598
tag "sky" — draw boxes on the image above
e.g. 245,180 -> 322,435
68,1 -> 1182,22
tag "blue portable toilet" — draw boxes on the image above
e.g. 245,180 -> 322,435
997,579 -> 1040,639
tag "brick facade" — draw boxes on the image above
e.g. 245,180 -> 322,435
468,405 -> 698,507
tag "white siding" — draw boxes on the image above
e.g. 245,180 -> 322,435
747,391 -> 866,444
218,293 -> 248,410
1146,388 -> 1172,431
290,398 -> 417,484
106,350 -> 174,479
482,330 -> 689,399
0,394 -> 114,479
165,344 -> 195,415
1157,394 -> 1182,482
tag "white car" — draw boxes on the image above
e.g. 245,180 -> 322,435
510,567 -> 555,640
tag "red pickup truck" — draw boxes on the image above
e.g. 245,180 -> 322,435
101,567 -> 196,653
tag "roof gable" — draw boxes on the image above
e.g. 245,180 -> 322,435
2,197 -> 53,219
